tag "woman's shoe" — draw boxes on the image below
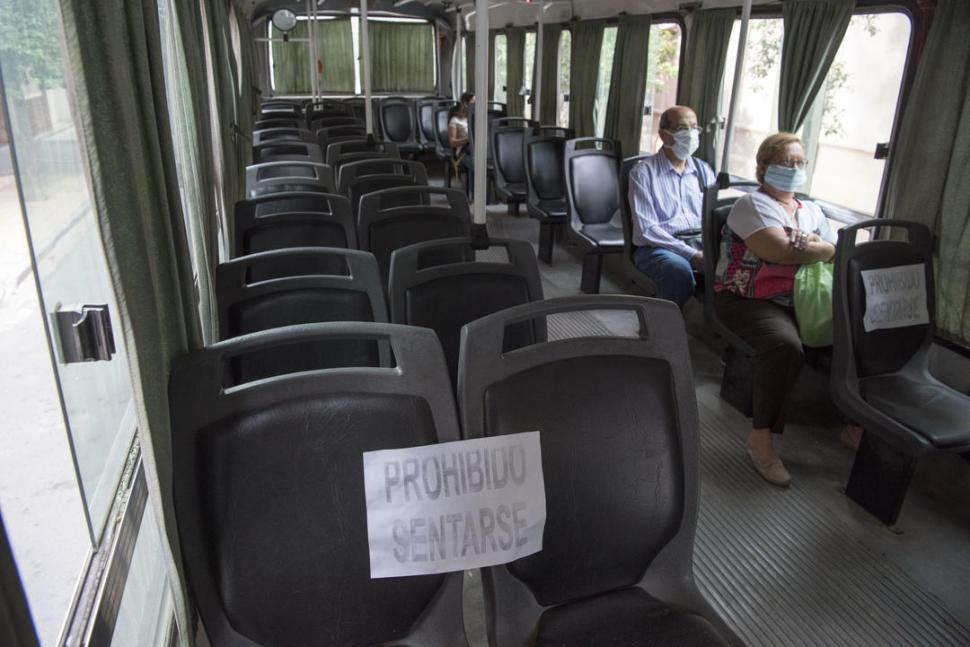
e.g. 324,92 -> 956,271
746,447 -> 791,488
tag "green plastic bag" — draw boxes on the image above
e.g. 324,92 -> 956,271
793,262 -> 834,347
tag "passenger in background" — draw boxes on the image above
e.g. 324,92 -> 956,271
713,132 -> 836,488
448,92 -> 475,196
628,105 -> 716,308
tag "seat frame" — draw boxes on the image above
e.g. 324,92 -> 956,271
523,131 -> 569,264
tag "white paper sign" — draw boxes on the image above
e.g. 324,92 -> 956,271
861,263 -> 930,332
363,431 -> 546,579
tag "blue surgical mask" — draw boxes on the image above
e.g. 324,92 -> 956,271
764,164 -> 807,192
665,129 -> 700,161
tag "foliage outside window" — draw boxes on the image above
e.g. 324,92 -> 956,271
524,31 -> 536,119
493,33 -> 507,104
557,30 -> 570,127
640,23 -> 682,153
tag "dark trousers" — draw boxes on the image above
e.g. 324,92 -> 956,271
714,290 -> 804,434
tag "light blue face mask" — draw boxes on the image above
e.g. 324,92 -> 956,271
764,164 -> 807,192
665,128 -> 700,161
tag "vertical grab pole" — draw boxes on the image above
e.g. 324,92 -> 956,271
473,0 -> 489,225
535,2 -> 544,122
361,0 -> 374,135
720,0 -> 752,178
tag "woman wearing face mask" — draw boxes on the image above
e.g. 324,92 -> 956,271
448,92 -> 475,197
713,132 -> 836,488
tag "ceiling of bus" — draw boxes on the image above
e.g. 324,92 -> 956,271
239,0 -> 776,29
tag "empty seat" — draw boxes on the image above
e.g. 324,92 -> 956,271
260,104 -> 302,119
618,154 -> 657,296
216,248 -> 387,381
326,138 -> 401,171
537,126 -> 575,139
337,159 -> 429,219
169,322 -> 465,646
310,114 -> 362,132
316,124 -> 367,152
492,119 -> 538,217
254,117 -> 303,130
252,141 -> 324,164
457,295 -> 742,647
831,219 -> 970,526
358,186 -> 472,287
233,192 -> 355,259
253,128 -> 316,147
389,236 -> 544,385
563,138 -> 624,293
245,161 -> 335,199
378,97 -> 421,153
524,131 -> 569,264
416,97 -> 450,151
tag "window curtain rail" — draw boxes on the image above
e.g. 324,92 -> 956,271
604,14 -> 652,156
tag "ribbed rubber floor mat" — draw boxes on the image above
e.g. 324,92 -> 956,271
693,399 -> 970,647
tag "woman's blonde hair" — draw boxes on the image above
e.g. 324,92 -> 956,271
755,132 -> 802,184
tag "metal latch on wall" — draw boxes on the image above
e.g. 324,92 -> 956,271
53,305 -> 117,363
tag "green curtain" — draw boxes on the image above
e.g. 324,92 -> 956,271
232,4 -> 254,210
272,19 -> 355,94
506,27 -> 526,116
679,8 -> 734,168
569,19 -> 605,137
464,31 -> 475,93
604,14 -> 652,156
778,0 -> 855,133
370,20 -> 435,93
882,0 -> 970,346
534,24 -> 562,125
58,1 -> 203,644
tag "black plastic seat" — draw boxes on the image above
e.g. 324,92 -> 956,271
457,295 -> 742,647
260,103 -> 302,119
216,247 -> 387,381
563,138 -> 624,293
389,236 -> 544,385
316,124 -> 366,152
831,219 -> 970,526
252,141 -> 324,164
537,126 -> 575,139
232,192 -> 355,259
492,119 -> 538,217
254,117 -> 302,130
417,97 -> 449,152
169,322 -> 465,647
326,139 -> 401,171
245,161 -> 335,199
358,186 -> 472,287
524,131 -> 569,264
378,97 -> 421,153
252,128 -> 316,147
338,159 -> 429,219
618,155 -> 658,296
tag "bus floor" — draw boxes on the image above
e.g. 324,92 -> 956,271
456,204 -> 970,647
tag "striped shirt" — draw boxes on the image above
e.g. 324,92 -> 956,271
628,152 -> 716,259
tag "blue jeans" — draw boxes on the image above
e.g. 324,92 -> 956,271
633,246 -> 696,308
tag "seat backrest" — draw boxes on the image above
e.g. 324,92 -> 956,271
492,124 -> 534,193
316,124 -> 367,150
618,155 -> 649,264
524,132 -> 567,207
245,161 -> 335,199
433,105 -> 452,158
216,248 -> 387,382
254,117 -> 302,130
337,159 -> 429,196
563,138 -> 621,227
340,160 -> 430,219
358,186 -> 472,286
232,192 -> 355,259
253,128 -> 316,147
537,126 -> 574,139
170,322 -> 464,647
389,237 -> 544,385
701,181 -> 760,354
310,115 -> 363,131
458,295 -> 702,646
417,98 -> 448,147
326,139 -> 401,170
833,219 -> 934,379
378,97 -> 418,146
253,141 -> 324,165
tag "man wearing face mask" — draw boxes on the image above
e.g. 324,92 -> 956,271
628,106 -> 716,307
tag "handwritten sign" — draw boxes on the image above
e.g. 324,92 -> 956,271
861,263 -> 929,332
363,431 -> 546,579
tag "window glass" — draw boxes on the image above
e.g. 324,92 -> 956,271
594,26 -> 617,137
493,33 -> 507,104
557,30 -> 571,127
800,13 -> 911,214
640,22 -> 683,153
717,18 -> 783,181
524,31 -> 536,119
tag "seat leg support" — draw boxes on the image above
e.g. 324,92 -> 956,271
720,346 -> 754,417
443,159 -> 452,188
538,222 -> 555,264
508,201 -> 520,217
845,432 -> 917,527
580,254 -> 603,294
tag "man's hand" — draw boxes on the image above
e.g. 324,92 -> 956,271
690,251 -> 704,272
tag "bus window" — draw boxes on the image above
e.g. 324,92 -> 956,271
493,32 -> 508,104
594,26 -> 618,137
270,18 -> 355,94
558,30 -> 570,127
800,13 -> 911,215
640,22 -> 683,153
524,31 -> 536,120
